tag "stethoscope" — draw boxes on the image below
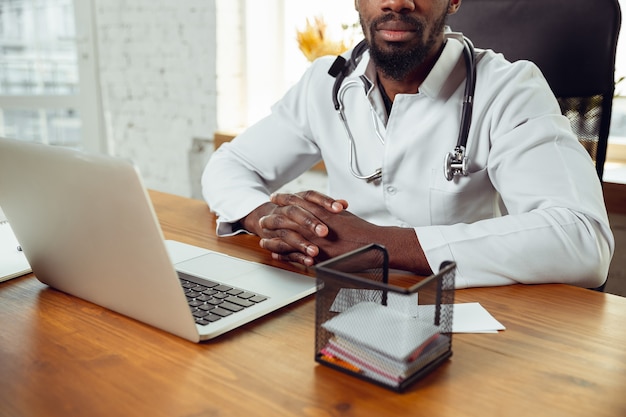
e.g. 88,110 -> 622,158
328,36 -> 476,182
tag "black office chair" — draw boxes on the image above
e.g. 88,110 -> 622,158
448,0 -> 622,182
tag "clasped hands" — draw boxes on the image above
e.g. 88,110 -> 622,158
241,190 -> 429,274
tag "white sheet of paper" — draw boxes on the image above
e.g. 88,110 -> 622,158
1,219 -> 32,282
452,302 -> 506,333
328,287 -> 505,334
329,288 -> 419,317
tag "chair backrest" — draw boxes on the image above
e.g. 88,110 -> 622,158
447,0 -> 622,181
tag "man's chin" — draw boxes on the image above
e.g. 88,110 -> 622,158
371,35 -> 420,53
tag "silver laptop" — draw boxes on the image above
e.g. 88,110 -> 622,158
0,137 -> 317,342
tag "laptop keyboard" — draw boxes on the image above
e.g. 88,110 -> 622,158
178,271 -> 269,326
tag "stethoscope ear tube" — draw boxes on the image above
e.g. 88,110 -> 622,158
329,56 -> 348,110
329,40 -> 369,111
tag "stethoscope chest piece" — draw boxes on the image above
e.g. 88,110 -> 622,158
444,146 -> 469,181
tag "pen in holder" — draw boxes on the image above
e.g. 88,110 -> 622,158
314,243 -> 456,392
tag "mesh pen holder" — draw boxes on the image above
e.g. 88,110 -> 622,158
314,244 -> 456,392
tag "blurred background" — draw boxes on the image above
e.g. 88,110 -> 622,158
1,0 -> 624,197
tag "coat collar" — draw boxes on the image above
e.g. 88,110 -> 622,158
346,31 -> 466,101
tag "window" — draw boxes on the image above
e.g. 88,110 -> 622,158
216,0 -> 359,130
0,0 -> 104,151
605,0 -> 626,180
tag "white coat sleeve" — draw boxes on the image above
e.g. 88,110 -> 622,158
201,60 -> 331,236
417,59 -> 614,289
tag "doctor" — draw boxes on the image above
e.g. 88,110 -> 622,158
202,0 -> 614,289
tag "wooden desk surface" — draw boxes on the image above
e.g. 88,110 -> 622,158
1,190 -> 625,417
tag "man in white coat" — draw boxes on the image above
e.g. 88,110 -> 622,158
202,0 -> 614,289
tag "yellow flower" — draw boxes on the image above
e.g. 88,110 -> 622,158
296,16 -> 351,62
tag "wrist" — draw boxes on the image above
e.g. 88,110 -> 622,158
383,227 -> 432,275
241,202 -> 276,236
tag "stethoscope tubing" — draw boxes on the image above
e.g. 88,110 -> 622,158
337,79 -> 385,182
330,36 -> 476,182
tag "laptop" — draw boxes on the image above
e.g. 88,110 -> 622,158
0,137 -> 317,342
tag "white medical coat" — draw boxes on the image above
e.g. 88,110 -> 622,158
202,33 -> 614,289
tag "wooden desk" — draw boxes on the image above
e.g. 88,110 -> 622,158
1,190 -> 625,417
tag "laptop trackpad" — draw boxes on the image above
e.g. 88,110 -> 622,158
175,252 -> 259,280
174,252 -> 314,296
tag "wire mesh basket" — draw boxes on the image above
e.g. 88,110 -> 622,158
314,243 -> 456,392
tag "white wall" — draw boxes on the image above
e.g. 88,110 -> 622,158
94,0 -> 217,198
90,1 -> 358,198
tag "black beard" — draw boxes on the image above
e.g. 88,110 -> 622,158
364,12 -> 447,81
